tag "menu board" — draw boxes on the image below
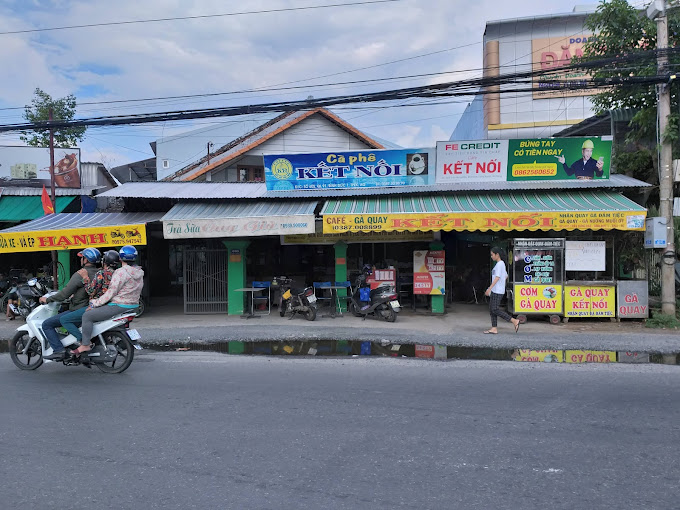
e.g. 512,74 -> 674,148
413,250 -> 445,295
512,239 -> 564,284
565,241 -> 606,271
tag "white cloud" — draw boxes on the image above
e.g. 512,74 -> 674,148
0,0 -> 599,167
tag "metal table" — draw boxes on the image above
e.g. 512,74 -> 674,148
235,287 -> 265,319
318,285 -> 346,318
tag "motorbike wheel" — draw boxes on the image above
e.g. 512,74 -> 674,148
9,331 -> 43,370
279,298 -> 286,317
378,303 -> 397,323
95,330 -> 135,374
0,294 -> 9,314
135,298 -> 145,318
349,301 -> 363,318
304,306 -> 317,321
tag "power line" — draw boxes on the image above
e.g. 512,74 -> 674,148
0,0 -> 400,35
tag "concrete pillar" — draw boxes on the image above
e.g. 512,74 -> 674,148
223,240 -> 250,316
430,241 -> 445,314
334,242 -> 348,312
57,250 -> 70,289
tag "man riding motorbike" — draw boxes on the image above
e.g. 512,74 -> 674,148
74,245 -> 143,356
58,250 -> 120,343
40,247 -> 100,360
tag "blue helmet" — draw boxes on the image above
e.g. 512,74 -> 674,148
119,245 -> 138,262
78,247 -> 102,264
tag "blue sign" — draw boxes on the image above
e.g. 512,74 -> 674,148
263,149 -> 435,191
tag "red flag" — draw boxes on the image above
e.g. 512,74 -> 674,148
41,185 -> 54,215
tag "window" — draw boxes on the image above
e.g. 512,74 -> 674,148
162,160 -> 170,169
237,166 -> 264,182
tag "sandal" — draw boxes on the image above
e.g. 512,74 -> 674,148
70,345 -> 93,356
483,330 -> 498,334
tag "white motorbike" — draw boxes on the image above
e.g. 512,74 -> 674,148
8,292 -> 142,374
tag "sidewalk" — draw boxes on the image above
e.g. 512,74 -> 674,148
1,302 -> 678,355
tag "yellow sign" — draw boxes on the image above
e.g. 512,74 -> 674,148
565,350 -> 616,363
512,350 -> 563,362
511,162 -> 558,178
513,284 -> 563,314
322,211 -> 646,234
0,224 -> 147,254
564,285 -> 616,317
532,36 -> 592,99
282,230 -> 434,245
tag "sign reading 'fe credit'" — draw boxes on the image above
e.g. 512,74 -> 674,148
264,149 -> 435,191
436,137 -> 612,183
0,225 -> 147,254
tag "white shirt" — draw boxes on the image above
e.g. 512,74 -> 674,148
490,260 -> 507,295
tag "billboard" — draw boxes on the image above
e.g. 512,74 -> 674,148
436,137 -> 612,183
264,149 -> 435,191
0,146 -> 81,188
532,36 -> 592,99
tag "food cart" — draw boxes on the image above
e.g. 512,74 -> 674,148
511,238 -> 565,324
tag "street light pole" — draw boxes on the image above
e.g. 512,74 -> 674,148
652,3 -> 677,316
49,108 -> 59,290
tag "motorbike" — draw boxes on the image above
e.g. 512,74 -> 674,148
348,272 -> 400,322
8,291 -> 142,374
273,276 -> 317,321
7,276 -> 52,319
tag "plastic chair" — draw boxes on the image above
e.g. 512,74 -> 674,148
252,281 -> 271,314
313,281 -> 332,309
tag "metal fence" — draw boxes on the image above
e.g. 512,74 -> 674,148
646,249 -> 662,297
183,248 -> 228,314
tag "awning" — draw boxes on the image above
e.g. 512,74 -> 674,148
0,196 -> 76,222
162,200 -> 317,238
0,212 -> 164,253
320,190 -> 647,233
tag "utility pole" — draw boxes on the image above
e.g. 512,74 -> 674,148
650,0 -> 677,316
48,108 -> 59,290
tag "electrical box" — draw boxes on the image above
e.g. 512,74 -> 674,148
644,217 -> 667,248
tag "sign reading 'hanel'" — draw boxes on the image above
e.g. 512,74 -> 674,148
264,149 -> 435,191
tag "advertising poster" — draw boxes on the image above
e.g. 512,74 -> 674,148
0,146 -> 81,188
0,224 -> 147,254
264,149 -> 435,191
507,137 -> 611,181
531,36 -> 592,98
413,250 -> 445,295
565,350 -> 616,363
616,280 -> 649,319
436,140 -> 508,184
564,285 -> 616,317
513,284 -> 563,314
322,211 -> 646,234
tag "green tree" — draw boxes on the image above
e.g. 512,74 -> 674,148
581,0 -> 680,148
20,88 -> 86,148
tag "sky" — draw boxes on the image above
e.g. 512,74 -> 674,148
0,0 -> 609,170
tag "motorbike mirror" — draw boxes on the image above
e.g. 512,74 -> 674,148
27,278 -> 37,286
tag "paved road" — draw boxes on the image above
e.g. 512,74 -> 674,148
1,352 -> 679,509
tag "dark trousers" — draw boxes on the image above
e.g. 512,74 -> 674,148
489,292 -> 512,327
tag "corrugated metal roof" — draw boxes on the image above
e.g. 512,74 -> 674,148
98,174 -> 649,200
320,190 -> 646,215
0,186 -> 102,196
0,212 -> 165,233
162,200 -> 317,221
0,196 -> 76,222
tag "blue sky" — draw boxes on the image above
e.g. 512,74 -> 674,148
0,0 -> 606,169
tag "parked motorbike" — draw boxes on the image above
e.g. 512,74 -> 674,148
8,276 -> 52,319
273,276 -> 317,321
8,292 -> 141,373
348,270 -> 400,322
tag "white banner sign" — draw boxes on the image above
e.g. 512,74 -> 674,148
436,140 -> 508,183
565,240 -> 606,271
163,215 -> 316,239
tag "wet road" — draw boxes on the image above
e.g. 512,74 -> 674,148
0,352 -> 678,509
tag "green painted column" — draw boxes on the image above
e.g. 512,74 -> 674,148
430,241 -> 445,314
223,240 -> 250,315
57,250 -> 70,289
333,242 -> 348,312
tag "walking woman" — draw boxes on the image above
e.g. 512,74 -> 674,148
484,246 -> 520,334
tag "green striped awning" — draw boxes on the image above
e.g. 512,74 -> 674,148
320,190 -> 647,232
0,196 -> 77,222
